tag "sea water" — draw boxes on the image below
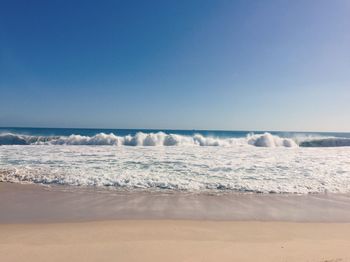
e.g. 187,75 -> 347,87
1,127 -> 350,194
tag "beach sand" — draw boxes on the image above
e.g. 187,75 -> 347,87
1,220 -> 350,262
1,183 -> 350,261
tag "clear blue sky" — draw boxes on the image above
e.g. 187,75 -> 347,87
1,0 -> 349,131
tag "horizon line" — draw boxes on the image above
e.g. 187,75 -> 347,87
1,126 -> 349,134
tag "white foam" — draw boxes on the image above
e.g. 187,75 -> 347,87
2,131 -> 350,149
46,132 -> 240,147
247,133 -> 298,147
1,144 -> 350,194
0,132 -> 299,148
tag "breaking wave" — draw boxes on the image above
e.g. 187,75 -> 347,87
299,138 -> 350,147
247,133 -> 297,147
0,132 -> 238,146
0,132 -> 349,148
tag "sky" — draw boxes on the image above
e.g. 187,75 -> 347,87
0,0 -> 349,131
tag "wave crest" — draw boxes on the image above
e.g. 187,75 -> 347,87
0,131 -> 348,148
247,133 -> 298,147
47,132 -> 237,146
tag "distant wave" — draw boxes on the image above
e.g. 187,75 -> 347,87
247,133 -> 297,147
0,132 -> 237,146
299,138 -> 350,147
0,133 -> 60,145
0,132 -> 349,147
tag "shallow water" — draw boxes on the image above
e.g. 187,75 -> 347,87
1,183 -> 350,223
1,144 -> 350,193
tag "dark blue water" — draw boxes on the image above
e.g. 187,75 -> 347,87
1,127 -> 349,139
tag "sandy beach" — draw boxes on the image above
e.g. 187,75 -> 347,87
1,220 -> 350,262
1,183 -> 350,261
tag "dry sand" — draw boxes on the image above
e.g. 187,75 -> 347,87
1,220 -> 350,262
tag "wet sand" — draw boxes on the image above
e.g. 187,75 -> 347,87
1,182 -> 350,261
1,182 -> 350,223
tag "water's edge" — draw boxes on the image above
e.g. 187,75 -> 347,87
1,182 -> 350,223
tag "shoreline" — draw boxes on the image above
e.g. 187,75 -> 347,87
1,182 -> 350,223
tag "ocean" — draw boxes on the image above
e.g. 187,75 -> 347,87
1,127 -> 350,194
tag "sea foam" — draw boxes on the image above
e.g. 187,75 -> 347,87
1,144 -> 350,193
1,132 -> 350,148
247,133 -> 297,147
0,132 -> 293,147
